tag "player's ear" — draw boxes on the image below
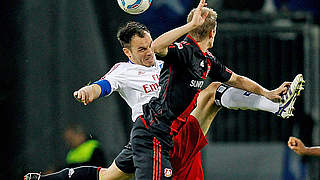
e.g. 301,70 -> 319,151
209,29 -> 214,38
209,28 -> 217,39
123,48 -> 132,58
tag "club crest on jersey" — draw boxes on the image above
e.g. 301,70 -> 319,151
174,42 -> 183,49
138,71 -> 145,75
164,168 -> 172,177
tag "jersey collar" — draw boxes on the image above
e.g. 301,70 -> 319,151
185,34 -> 207,56
128,58 -> 135,64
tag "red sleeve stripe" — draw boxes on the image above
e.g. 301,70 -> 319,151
226,68 -> 233,74
104,63 -> 121,77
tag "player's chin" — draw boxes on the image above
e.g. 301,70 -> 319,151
144,57 -> 154,66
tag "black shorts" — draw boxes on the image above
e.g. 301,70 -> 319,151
115,114 -> 207,179
114,141 -> 135,174
114,118 -> 172,179
131,115 -> 173,180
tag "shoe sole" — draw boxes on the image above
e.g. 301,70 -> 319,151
280,74 -> 305,118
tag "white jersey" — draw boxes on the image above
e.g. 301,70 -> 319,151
101,60 -> 163,122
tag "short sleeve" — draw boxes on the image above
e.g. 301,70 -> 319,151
100,63 -> 126,95
158,42 -> 192,65
208,56 -> 232,82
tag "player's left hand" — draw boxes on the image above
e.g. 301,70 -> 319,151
190,0 -> 208,27
267,82 -> 291,102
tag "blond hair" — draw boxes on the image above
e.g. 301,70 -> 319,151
187,7 -> 217,41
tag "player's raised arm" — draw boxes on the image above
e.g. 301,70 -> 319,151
151,0 -> 208,57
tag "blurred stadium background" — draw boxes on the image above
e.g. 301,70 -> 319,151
1,0 -> 319,179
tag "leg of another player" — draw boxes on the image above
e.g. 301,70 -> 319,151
218,85 -> 279,113
33,166 -> 101,180
191,82 -> 222,135
219,74 -> 305,119
26,163 -> 133,180
99,161 -> 134,180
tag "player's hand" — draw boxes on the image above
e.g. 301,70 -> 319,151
190,0 -> 208,27
266,82 -> 291,102
73,85 -> 96,105
288,136 -> 306,155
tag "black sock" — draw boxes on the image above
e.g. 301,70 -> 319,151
41,166 -> 101,180
214,84 -> 230,107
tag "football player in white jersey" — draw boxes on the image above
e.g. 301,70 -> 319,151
94,59 -> 162,121
25,17 -> 304,180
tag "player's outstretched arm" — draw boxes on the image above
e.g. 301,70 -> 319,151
288,136 -> 320,157
152,0 -> 208,57
73,84 -> 101,105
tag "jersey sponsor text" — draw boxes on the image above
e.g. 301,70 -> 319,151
190,80 -> 204,88
143,82 -> 159,93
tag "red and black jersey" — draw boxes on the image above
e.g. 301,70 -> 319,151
142,35 -> 232,130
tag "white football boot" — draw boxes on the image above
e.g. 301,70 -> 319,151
276,74 -> 305,119
24,173 -> 41,180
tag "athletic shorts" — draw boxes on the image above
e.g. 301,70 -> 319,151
114,142 -> 135,174
130,116 -> 172,179
115,114 -> 207,179
170,115 -> 207,179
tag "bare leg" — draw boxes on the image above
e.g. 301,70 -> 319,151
191,82 -> 222,135
99,161 -> 134,180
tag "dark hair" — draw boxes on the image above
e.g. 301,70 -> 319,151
117,21 -> 150,48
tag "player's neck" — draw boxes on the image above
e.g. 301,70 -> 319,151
197,40 -> 210,53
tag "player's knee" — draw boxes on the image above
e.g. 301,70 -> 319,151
202,82 -> 222,102
208,82 -> 222,91
99,164 -> 133,180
